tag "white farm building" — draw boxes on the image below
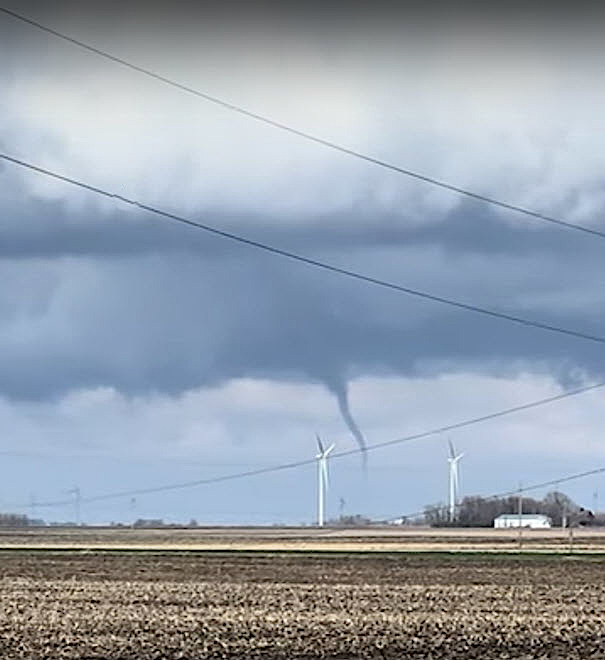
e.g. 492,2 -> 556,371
494,514 -> 552,529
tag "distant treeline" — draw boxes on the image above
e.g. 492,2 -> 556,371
424,491 -> 600,527
0,513 -> 45,527
130,519 -> 200,528
327,514 -> 373,527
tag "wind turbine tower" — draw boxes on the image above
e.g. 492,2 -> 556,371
68,486 -> 82,526
316,435 -> 335,527
447,440 -> 464,523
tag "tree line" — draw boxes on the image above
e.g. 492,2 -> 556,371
424,491 -> 600,527
0,513 -> 46,527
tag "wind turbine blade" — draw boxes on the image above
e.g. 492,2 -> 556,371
325,443 -> 335,456
448,439 -> 455,459
316,434 -> 324,454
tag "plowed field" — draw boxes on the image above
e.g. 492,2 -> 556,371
1,552 -> 605,659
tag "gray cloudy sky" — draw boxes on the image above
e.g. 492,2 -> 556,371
1,2 -> 605,524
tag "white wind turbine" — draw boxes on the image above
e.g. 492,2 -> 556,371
316,435 -> 335,527
447,440 -> 464,523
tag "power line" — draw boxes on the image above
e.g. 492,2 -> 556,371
3,152 -> 605,346
4,9 -> 604,527
387,465 -> 605,523
330,380 -> 605,459
1,6 -> 605,241
495,467 -> 605,501
26,379 -> 605,509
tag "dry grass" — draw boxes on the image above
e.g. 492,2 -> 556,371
1,553 -> 605,658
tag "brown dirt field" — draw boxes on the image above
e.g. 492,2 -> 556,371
1,552 -> 605,658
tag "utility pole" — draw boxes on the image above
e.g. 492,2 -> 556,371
517,483 -> 523,551
562,502 -> 567,530
567,508 -> 574,554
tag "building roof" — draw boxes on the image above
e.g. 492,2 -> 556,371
494,514 -> 550,521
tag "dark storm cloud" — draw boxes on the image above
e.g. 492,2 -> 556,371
1,0 -> 605,409
4,1 -> 605,68
2,164 -> 603,262
14,1 -> 605,25
1,185 -> 605,403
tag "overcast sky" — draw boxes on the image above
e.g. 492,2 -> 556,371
1,3 -> 605,524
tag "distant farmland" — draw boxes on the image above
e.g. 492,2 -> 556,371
2,525 -> 605,553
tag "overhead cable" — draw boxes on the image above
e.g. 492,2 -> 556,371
388,465 -> 605,523
2,152 -> 605,346
24,379 -> 605,509
1,6 -> 604,240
